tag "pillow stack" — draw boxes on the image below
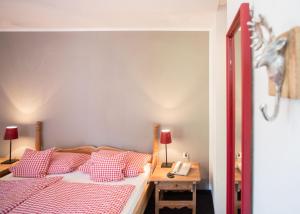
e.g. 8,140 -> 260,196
9,148 -> 152,182
79,150 -> 152,182
10,149 -> 90,178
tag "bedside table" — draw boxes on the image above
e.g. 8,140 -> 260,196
0,157 -> 18,178
149,162 -> 201,214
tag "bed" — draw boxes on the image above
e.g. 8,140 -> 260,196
0,121 -> 160,214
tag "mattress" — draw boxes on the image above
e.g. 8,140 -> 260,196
1,163 -> 151,214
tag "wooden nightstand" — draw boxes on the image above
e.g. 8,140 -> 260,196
0,158 -> 18,178
149,162 -> 201,214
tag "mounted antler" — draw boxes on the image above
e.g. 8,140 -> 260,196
249,15 -> 274,50
248,14 -> 288,121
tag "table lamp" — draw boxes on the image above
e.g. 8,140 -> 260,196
160,129 -> 172,168
2,126 -> 19,164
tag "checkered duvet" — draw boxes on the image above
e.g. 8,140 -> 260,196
0,177 -> 63,214
0,177 -> 135,214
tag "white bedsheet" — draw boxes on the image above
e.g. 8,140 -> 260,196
1,164 -> 151,214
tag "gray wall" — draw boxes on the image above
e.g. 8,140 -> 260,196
0,31 -> 209,188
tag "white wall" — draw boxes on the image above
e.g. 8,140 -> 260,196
227,0 -> 252,30
0,0 -> 217,31
228,1 -> 300,213
0,31 -> 210,188
210,5 -> 227,214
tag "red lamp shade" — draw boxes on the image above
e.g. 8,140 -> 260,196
160,130 -> 172,144
4,126 -> 18,140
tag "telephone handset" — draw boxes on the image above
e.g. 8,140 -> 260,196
171,161 -> 191,176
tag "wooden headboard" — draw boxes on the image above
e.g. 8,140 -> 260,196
35,121 -> 42,151
34,121 -> 160,173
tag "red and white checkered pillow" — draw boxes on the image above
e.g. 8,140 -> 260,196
95,150 -> 151,177
124,151 -> 151,177
10,148 -> 54,178
77,159 -> 91,173
78,150 -> 151,177
47,152 -> 90,174
90,152 -> 128,182
77,150 -> 120,174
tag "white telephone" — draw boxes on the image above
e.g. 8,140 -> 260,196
171,161 -> 191,176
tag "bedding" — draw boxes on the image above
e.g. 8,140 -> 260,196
48,152 -> 90,174
77,159 -> 90,173
1,164 -> 151,214
9,181 -> 135,214
79,150 -> 151,177
9,148 -> 54,178
97,150 -> 151,177
90,151 -> 128,182
124,151 -> 152,177
0,177 -> 62,214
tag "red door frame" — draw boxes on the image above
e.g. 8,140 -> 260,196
226,3 -> 252,214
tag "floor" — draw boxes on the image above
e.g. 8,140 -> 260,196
144,190 -> 215,214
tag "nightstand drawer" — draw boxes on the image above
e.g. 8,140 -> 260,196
157,182 -> 193,190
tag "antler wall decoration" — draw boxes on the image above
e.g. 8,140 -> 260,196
248,14 -> 288,121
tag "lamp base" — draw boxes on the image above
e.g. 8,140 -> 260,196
161,162 -> 173,168
1,159 -> 18,164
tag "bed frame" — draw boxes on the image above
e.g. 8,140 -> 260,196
34,121 -> 159,214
